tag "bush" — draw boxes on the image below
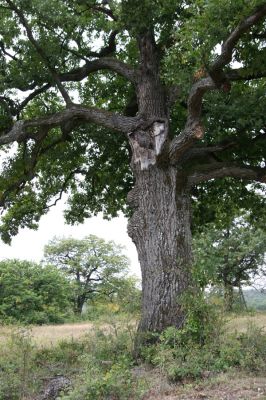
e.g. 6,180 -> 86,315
59,322 -> 146,400
141,292 -> 266,382
0,317 -> 146,400
0,259 -> 74,324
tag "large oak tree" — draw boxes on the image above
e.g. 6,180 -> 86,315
0,0 -> 266,333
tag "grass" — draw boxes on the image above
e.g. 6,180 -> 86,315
0,312 -> 266,399
0,322 -> 94,347
226,312 -> 266,333
0,311 -> 265,348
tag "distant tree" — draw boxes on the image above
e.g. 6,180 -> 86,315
0,259 -> 72,324
108,276 -> 141,314
194,217 -> 266,311
43,235 -> 131,314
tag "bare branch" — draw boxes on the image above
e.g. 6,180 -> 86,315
0,40 -> 18,61
188,162 -> 266,186
44,168 -> 82,210
18,84 -> 52,113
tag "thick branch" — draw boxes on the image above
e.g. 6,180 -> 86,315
188,162 -> 266,186
227,67 -> 266,81
60,57 -> 137,84
209,4 -> 266,85
180,140 -> 236,164
169,77 -> 215,162
169,4 -> 266,162
0,105 -> 141,145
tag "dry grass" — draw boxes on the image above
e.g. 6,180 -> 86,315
0,312 -> 265,348
226,312 -> 266,333
0,322 -> 95,347
141,368 -> 266,399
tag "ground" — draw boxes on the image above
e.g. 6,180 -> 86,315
141,369 -> 266,399
0,313 -> 266,399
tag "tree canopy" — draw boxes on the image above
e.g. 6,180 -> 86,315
0,0 -> 265,241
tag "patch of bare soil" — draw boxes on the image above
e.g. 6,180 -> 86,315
139,369 -> 266,400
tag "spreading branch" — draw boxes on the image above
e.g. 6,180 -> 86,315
169,5 -> 266,163
227,67 -> 266,81
209,4 -> 266,86
0,104 -> 142,146
6,0 -> 72,105
60,57 -> 137,84
188,162 -> 266,186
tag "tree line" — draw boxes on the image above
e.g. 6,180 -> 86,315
0,218 -> 265,325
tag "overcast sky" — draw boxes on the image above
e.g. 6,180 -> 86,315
0,198 -> 141,277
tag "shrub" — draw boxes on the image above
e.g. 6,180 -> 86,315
141,292 -> 266,382
0,259 -> 74,324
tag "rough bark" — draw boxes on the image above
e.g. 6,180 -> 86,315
126,32 -> 193,336
128,166 -> 192,333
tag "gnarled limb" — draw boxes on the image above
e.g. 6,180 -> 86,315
188,162 -> 266,186
60,57 -> 137,84
169,77 -> 215,163
0,105 -> 142,146
169,4 -> 266,163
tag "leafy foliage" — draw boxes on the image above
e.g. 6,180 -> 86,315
0,259 -> 73,324
193,215 -> 266,310
0,0 -> 265,240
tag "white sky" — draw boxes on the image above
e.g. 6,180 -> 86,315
0,199 -> 141,277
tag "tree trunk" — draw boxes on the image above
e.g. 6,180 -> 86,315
224,282 -> 234,312
128,165 -> 193,334
75,294 -> 85,314
126,32 -> 193,338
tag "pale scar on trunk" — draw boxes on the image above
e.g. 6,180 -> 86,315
128,122 -> 166,170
